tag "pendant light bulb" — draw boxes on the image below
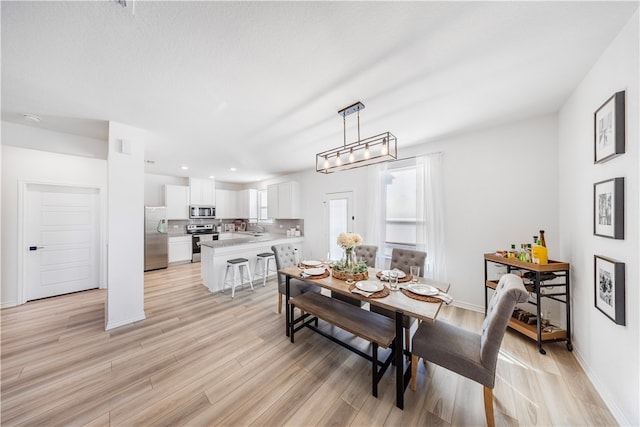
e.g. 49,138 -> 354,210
381,138 -> 388,155
349,148 -> 355,163
336,152 -> 342,166
364,144 -> 370,159
323,155 -> 329,170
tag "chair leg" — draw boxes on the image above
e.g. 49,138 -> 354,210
483,386 -> 495,427
277,293 -> 282,314
410,354 -> 419,391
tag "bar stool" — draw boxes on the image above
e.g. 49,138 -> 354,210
253,252 -> 276,287
222,258 -> 253,298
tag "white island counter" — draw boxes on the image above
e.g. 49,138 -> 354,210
200,234 -> 303,293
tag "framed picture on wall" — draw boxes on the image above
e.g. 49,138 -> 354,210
594,91 -> 625,164
594,255 -> 625,325
593,177 -> 624,239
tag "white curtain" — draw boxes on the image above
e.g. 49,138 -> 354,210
416,153 -> 446,281
365,163 -> 387,268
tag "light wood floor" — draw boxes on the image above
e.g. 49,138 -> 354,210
1,262 -> 616,426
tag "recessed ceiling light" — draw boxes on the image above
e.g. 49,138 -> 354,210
209,175 -> 215,179
230,167 -> 237,171
23,114 -> 41,123
180,165 -> 189,170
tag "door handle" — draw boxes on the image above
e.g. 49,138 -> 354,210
28,246 -> 45,251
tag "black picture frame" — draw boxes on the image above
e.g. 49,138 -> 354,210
593,177 -> 624,239
594,255 -> 625,325
594,91 -> 625,164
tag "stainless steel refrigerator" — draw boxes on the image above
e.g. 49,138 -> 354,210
144,206 -> 168,271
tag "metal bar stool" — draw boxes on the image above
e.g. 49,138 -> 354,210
222,258 -> 253,298
253,252 -> 276,287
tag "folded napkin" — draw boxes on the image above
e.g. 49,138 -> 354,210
398,285 -> 453,305
433,291 -> 453,305
351,288 -> 373,298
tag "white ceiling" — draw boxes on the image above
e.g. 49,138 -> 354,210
2,1 -> 638,183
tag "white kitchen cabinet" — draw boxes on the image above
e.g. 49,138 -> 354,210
215,189 -> 238,219
189,177 -> 216,206
267,181 -> 301,219
238,189 -> 258,220
267,184 -> 279,219
165,185 -> 190,219
168,236 -> 192,263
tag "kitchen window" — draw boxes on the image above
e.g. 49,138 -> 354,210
258,189 -> 270,222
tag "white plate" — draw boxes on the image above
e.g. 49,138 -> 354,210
303,268 -> 325,276
381,269 -> 406,279
356,281 -> 384,292
302,260 -> 322,267
406,283 -> 438,296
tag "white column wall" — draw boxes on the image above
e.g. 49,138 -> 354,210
558,10 -> 639,425
105,121 -> 146,329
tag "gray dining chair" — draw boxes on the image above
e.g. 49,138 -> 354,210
355,244 -> 378,268
271,243 -> 320,314
332,244 -> 378,307
370,248 -> 426,352
410,273 -> 528,427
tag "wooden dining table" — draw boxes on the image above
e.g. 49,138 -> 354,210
279,265 -> 450,410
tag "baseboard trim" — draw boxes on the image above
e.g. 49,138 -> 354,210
105,312 -> 146,331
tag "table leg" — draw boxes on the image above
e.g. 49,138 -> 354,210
285,275 -> 291,337
395,311 -> 404,410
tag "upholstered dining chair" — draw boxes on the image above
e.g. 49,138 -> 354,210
410,273 -> 528,427
370,248 -> 427,352
333,244 -> 378,307
271,243 -> 320,314
355,244 -> 378,268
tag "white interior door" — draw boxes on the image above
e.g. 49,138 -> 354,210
325,191 -> 354,261
26,184 -> 99,300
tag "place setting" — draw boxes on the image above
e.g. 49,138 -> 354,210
299,259 -> 331,279
350,280 -> 390,298
400,268 -> 453,304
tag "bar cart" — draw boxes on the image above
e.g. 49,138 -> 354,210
484,253 -> 572,355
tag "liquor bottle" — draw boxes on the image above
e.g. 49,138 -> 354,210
519,244 -> 527,262
531,238 -> 548,265
539,230 -> 546,248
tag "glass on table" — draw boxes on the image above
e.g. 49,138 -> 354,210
389,270 -> 399,290
410,266 -> 420,283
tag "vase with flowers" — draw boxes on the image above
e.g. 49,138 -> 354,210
332,232 -> 368,282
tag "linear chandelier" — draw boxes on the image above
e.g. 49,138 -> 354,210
316,101 -> 397,173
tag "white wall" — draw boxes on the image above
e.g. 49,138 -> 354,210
2,121 -> 108,159
1,145 -> 108,307
105,121 -> 146,330
558,10 -> 639,425
260,114 -> 559,311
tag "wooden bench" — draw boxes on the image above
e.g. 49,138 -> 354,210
288,291 -> 396,397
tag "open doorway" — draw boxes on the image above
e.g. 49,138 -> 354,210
325,190 -> 355,261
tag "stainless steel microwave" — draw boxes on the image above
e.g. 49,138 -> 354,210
189,205 -> 215,219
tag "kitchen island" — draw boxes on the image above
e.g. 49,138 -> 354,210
200,233 -> 303,293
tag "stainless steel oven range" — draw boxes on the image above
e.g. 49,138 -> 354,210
186,223 -> 219,262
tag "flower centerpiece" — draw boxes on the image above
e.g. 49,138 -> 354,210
332,232 -> 368,282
